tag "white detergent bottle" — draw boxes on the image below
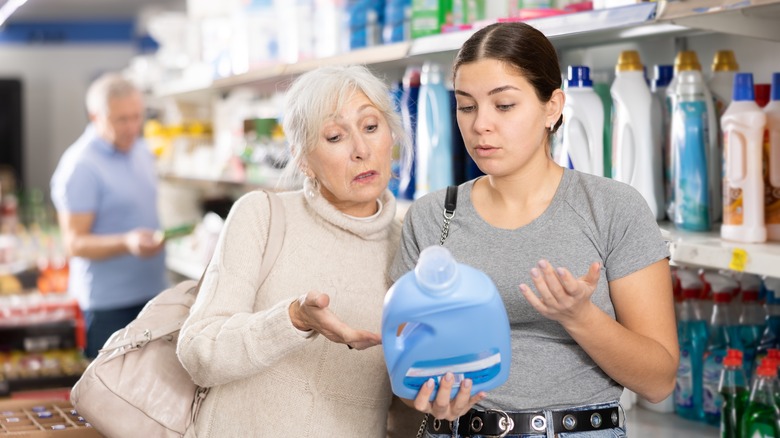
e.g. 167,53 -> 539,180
708,50 -> 740,118
611,50 -> 664,219
382,246 -> 511,400
721,73 -> 767,243
764,72 -> 780,241
560,65 -> 605,176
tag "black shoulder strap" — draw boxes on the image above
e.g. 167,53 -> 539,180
439,185 -> 458,245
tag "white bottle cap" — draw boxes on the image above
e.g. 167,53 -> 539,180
414,246 -> 458,293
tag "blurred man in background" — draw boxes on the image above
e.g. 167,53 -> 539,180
51,72 -> 168,358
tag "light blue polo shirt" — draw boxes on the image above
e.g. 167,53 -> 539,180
51,124 -> 168,311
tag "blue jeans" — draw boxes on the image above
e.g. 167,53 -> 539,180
424,402 -> 626,438
83,302 -> 146,358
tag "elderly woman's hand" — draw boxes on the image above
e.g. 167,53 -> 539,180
289,291 -> 382,350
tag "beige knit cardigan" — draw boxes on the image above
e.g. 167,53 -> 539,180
178,188 -> 401,437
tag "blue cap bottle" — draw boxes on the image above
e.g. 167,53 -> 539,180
382,246 -> 511,400
733,72 -> 755,102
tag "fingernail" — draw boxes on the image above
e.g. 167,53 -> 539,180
556,267 -> 565,276
531,268 -> 540,278
445,373 -> 454,382
463,379 -> 472,389
538,260 -> 548,269
426,378 -> 434,388
519,284 -> 528,292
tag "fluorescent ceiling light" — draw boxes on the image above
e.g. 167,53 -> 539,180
0,0 -> 29,27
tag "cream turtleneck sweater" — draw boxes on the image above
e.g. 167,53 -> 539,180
177,187 -> 401,437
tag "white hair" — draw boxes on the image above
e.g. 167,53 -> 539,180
280,65 -> 412,186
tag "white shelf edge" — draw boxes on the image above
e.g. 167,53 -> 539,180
662,223 -> 780,278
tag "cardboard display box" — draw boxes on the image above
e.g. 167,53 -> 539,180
0,398 -> 103,437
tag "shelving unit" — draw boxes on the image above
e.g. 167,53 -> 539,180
158,0 -> 780,282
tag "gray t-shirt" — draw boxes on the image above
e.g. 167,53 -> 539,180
390,169 -> 670,410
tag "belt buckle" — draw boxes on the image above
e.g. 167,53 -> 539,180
485,409 -> 514,438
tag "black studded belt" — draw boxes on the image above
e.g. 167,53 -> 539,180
424,406 -> 620,436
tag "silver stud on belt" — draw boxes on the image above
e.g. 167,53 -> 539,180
531,414 -> 546,432
470,416 -> 483,433
611,410 -> 619,426
486,409 -> 514,438
562,413 -> 577,430
590,412 -> 602,428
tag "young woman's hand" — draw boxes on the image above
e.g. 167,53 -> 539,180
289,291 -> 382,350
411,373 -> 486,421
519,259 -> 601,327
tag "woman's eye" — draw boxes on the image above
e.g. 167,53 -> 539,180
365,124 -> 378,133
457,105 -> 475,113
497,104 -> 515,111
326,134 -> 341,143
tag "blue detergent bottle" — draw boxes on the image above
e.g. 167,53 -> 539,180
382,246 -> 511,400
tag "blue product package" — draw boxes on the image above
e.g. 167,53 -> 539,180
382,246 -> 511,400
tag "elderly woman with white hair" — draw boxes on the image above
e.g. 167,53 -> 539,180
177,65 -> 418,437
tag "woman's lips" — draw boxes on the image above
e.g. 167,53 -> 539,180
474,145 -> 499,157
354,170 -> 378,183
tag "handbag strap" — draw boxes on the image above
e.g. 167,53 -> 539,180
102,190 -> 286,352
439,185 -> 458,246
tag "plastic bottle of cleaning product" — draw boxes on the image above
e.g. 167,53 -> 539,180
719,349 -> 750,438
560,65 -> 605,176
753,278 -> 780,379
382,246 -> 511,400
653,65 -> 674,220
668,51 -> 721,223
764,72 -> 780,241
611,50 -> 664,219
671,72 -> 712,231
591,71 -> 613,178
739,274 -> 767,381
709,50 -> 740,118
398,65 -> 420,201
702,272 -> 742,425
756,84 -> 771,109
415,61 -> 454,198
675,268 -> 709,421
721,72 -> 768,243
740,357 -> 780,437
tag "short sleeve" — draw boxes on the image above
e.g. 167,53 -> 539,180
50,158 -> 100,214
604,187 -> 670,282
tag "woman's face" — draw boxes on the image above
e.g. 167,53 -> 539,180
453,59 -> 558,178
305,90 -> 394,217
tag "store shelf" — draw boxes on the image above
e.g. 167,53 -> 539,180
662,223 -> 780,278
657,0 -> 780,41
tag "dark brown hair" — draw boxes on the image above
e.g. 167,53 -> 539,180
453,22 -> 563,132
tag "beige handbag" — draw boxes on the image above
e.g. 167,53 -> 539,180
71,191 -> 285,437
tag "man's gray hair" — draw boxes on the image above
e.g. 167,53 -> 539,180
85,73 -> 140,116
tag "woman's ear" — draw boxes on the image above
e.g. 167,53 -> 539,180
547,88 -> 565,128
